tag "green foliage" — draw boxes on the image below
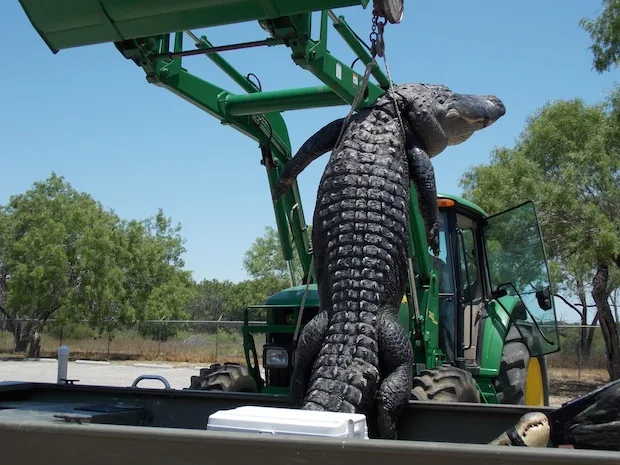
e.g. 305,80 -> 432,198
186,275 -> 286,321
46,321 -> 96,340
186,279 -> 236,320
242,225 -> 305,285
580,0 -> 620,73
225,276 -> 288,320
116,210 -> 194,334
0,173 -> 194,352
184,223 -> 310,322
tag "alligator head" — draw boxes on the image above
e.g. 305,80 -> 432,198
391,83 -> 506,157
489,412 -> 551,447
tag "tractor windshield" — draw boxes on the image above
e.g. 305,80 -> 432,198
482,201 -> 560,357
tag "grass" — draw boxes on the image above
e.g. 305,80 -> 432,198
0,330 -> 263,365
547,352 -> 609,370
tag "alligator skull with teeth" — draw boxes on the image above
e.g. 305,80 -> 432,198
489,412 -> 551,447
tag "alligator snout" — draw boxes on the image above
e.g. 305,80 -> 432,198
453,94 -> 506,127
483,95 -> 506,126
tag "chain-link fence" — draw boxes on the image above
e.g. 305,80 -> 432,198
545,324 -> 614,374
0,318 -> 614,374
0,318 -> 266,364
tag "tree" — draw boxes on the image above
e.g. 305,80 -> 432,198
0,173 -> 193,356
242,225 -> 305,285
225,276 -> 289,320
186,279 -> 236,321
580,0 -> 620,73
0,173 -> 123,356
460,87 -> 620,379
117,210 -> 194,337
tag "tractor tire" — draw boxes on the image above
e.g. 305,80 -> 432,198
494,326 -> 549,406
411,366 -> 481,403
188,362 -> 257,392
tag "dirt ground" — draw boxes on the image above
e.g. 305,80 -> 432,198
547,367 -> 609,406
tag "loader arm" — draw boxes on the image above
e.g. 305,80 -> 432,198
18,0 -> 400,284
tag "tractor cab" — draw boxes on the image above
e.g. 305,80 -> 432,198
431,195 -> 560,404
434,195 -> 560,366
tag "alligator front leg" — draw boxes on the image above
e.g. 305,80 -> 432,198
406,141 -> 440,256
376,311 -> 414,439
272,118 -> 345,201
289,310 -> 330,406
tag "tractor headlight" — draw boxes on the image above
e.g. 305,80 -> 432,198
263,346 -> 289,369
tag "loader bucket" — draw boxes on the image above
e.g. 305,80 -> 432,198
19,0 -> 370,53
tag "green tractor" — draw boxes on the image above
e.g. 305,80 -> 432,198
17,0 -> 561,407
191,192 -> 561,407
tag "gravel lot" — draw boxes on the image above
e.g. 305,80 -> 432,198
1,359 -> 207,390
0,359 -> 603,408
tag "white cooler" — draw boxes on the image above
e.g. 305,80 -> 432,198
207,406 -> 368,439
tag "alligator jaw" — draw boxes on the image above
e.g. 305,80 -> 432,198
489,412 -> 550,447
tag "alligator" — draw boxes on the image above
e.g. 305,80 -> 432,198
272,83 -> 506,439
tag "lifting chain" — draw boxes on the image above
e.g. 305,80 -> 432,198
369,14 -> 386,58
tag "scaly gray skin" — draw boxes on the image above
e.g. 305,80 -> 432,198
273,83 -> 506,439
272,84 -> 505,254
561,380 -> 620,450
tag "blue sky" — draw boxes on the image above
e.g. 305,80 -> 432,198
0,1 -> 617,321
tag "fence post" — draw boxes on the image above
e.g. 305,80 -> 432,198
107,331 -> 111,359
215,320 -> 220,362
577,327 -> 582,380
59,325 -> 63,347
157,322 -> 162,358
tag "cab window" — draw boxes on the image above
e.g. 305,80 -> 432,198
456,214 -> 481,303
